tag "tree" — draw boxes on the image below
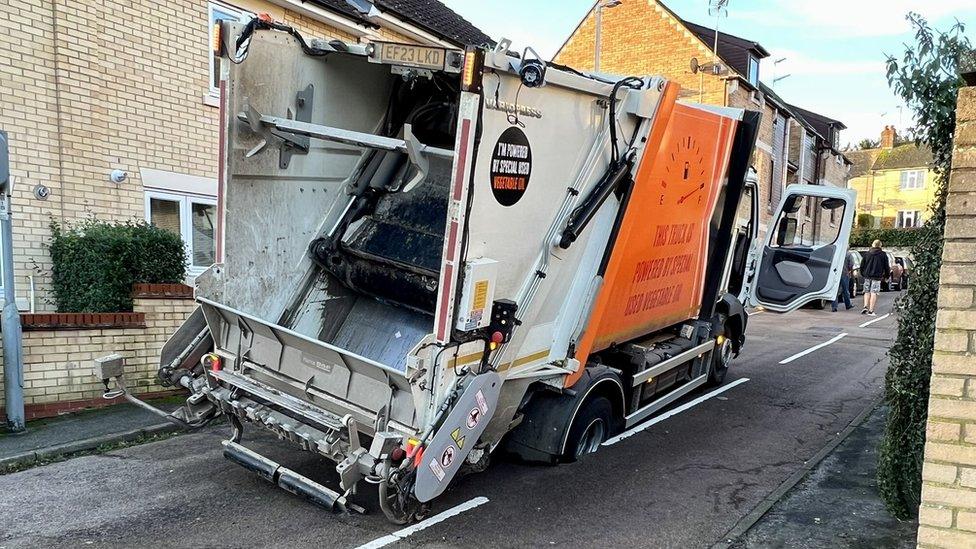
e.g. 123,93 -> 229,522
877,13 -> 971,519
858,138 -> 880,150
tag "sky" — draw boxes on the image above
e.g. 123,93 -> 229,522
440,0 -> 976,148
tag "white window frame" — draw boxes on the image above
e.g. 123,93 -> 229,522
145,190 -> 218,277
897,210 -> 920,228
747,55 -> 759,86
208,2 -> 253,100
900,170 -> 925,190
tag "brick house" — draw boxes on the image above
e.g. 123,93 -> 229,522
554,0 -> 852,234
0,0 -> 489,420
847,126 -> 937,228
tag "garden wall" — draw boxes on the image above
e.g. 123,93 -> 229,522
0,284 -> 195,421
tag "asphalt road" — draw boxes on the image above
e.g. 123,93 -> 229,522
0,293 -> 898,549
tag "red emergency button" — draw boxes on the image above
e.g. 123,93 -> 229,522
491,331 -> 505,344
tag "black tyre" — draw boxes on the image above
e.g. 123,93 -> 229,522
564,396 -> 612,461
708,327 -> 734,386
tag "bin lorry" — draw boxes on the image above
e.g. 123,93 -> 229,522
119,18 -> 855,523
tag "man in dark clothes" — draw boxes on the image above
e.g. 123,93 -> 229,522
860,239 -> 890,316
833,251 -> 854,312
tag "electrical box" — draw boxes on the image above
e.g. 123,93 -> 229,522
455,258 -> 498,332
93,353 -> 125,381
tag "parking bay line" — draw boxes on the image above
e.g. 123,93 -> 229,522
778,333 -> 848,365
859,313 -> 891,328
353,496 -> 489,549
602,377 -> 751,447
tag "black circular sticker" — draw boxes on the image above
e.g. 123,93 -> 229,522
489,127 -> 532,207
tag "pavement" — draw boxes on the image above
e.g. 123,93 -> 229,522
731,405 -> 917,548
0,292 -> 904,548
0,398 -> 181,470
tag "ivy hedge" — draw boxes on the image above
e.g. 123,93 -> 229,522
48,219 -> 187,313
876,14 -> 969,519
849,228 -> 923,248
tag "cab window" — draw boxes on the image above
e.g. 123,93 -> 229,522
771,194 -> 846,249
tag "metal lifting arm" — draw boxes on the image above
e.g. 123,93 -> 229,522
558,156 -> 634,249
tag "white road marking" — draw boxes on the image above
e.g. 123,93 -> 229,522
354,496 -> 489,549
778,333 -> 848,365
747,309 -> 764,316
859,313 -> 891,328
602,378 -> 750,447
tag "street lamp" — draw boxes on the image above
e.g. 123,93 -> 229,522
594,0 -> 622,73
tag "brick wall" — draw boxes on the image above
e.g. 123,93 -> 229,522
0,0 -> 379,312
554,0 -> 726,105
0,293 -> 197,420
917,85 -> 976,547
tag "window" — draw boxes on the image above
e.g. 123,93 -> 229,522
146,191 -> 217,275
900,170 -> 925,190
209,2 -> 253,96
747,55 -> 759,86
896,210 -> 921,228
771,194 -> 845,248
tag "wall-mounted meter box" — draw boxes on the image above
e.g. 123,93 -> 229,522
455,258 -> 498,332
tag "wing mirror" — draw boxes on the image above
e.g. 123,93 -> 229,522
821,197 -> 845,210
776,217 -> 797,246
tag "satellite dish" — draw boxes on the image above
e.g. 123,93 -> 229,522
690,57 -> 700,74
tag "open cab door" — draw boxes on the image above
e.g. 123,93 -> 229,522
747,184 -> 856,312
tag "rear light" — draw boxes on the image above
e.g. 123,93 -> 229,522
461,47 -> 484,93
203,353 -> 222,371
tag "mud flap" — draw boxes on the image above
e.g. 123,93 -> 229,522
414,371 -> 502,503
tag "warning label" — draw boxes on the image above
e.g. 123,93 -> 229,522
429,459 -> 445,481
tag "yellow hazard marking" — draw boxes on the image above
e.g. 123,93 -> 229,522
472,280 -> 489,310
451,427 -> 466,449
446,349 -> 551,371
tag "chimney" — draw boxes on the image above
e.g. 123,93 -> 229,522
880,125 -> 896,149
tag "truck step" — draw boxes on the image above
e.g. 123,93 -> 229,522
222,440 -> 366,514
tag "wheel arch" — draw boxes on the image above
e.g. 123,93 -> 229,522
715,292 -> 747,352
502,366 -> 624,463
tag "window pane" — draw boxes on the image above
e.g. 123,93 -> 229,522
149,198 -> 181,235
191,202 -> 216,268
772,194 -> 844,248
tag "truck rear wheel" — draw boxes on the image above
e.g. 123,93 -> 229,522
707,329 -> 734,386
564,396 -> 612,460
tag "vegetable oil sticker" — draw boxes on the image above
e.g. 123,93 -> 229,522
490,126 -> 532,206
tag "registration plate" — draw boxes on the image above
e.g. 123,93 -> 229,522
375,42 -> 447,71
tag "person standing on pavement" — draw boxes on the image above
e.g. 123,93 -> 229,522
860,239 -> 890,316
833,251 -> 854,312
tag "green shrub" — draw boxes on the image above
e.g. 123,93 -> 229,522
49,219 -> 187,312
849,227 -> 923,248
856,213 -> 875,228
876,13 -> 969,519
